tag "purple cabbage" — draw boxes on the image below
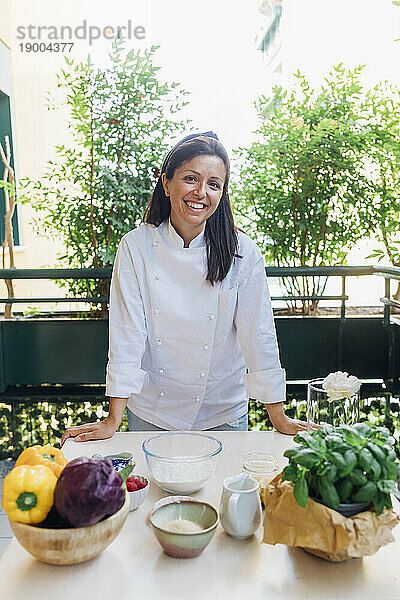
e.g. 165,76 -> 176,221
54,456 -> 125,527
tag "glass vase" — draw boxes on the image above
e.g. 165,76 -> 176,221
307,378 -> 360,431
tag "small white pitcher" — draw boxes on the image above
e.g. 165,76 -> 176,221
219,473 -> 262,540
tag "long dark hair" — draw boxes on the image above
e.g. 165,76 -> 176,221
144,132 -> 239,285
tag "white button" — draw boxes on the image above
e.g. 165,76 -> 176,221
200,371 -> 206,378
152,240 -> 159,247
156,339 -> 162,346
208,314 -> 214,320
154,307 -> 160,314
159,368 -> 164,374
202,344 -> 209,351
194,396 -> 200,403
160,391 -> 165,397
155,274 -> 160,280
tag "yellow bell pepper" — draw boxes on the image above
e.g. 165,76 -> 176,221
2,464 -> 57,524
15,444 -> 67,478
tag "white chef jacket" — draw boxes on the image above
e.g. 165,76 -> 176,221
105,220 -> 286,430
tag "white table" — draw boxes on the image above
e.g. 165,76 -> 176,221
1,431 -> 399,600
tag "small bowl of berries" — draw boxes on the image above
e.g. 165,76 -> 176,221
126,475 -> 149,511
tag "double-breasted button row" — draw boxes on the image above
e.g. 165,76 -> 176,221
158,367 -> 205,380
156,338 -> 209,351
158,388 -> 201,404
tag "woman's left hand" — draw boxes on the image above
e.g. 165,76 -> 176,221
265,402 -> 320,435
272,415 -> 319,435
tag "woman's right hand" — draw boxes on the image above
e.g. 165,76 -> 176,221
60,415 -> 120,447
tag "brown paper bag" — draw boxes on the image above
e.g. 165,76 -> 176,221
263,474 -> 400,562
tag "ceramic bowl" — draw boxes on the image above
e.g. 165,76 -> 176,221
128,475 -> 149,511
142,432 -> 223,494
9,493 -> 129,565
149,500 -> 219,558
104,452 -> 135,473
152,495 -> 201,511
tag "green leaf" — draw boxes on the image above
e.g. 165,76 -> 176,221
383,457 -> 399,480
366,441 -> 386,463
353,423 -> 373,436
119,463 -> 134,485
377,479 -> 400,500
325,464 -> 338,483
349,468 -> 368,486
325,434 -> 344,448
336,479 -> 353,502
338,449 -> 358,477
293,432 -> 321,451
330,451 -> 348,471
319,479 -> 340,510
293,477 -> 309,508
283,448 -> 297,460
352,481 -> 377,503
359,447 -> 374,471
372,490 -> 386,516
292,448 -> 321,467
340,426 -> 363,446
282,464 -> 300,482
369,457 -> 382,480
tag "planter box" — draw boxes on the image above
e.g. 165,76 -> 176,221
0,316 -> 395,395
0,319 -> 108,392
276,316 -> 389,382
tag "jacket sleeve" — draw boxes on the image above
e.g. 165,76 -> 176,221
105,237 -> 148,398
234,254 -> 286,403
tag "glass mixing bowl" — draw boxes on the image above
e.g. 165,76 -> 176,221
142,432 -> 223,494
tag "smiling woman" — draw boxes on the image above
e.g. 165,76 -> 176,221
145,132 -> 238,285
162,154 -> 225,248
61,132 -> 313,446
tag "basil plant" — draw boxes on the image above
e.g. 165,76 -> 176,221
282,423 -> 400,515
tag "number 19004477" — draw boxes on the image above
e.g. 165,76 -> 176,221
19,43 -> 74,52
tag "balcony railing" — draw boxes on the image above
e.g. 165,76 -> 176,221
1,265 -> 400,324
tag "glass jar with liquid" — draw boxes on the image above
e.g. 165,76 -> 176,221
242,452 -> 279,508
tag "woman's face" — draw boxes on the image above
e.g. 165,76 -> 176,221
162,154 -> 226,243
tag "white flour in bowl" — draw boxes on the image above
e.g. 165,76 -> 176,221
151,456 -> 215,493
163,519 -> 204,534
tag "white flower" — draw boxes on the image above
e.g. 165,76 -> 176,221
322,371 -> 361,402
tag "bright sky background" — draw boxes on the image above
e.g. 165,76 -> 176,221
84,0 -> 266,153
84,0 -> 400,154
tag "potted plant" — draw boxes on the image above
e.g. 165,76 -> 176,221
282,422 -> 400,516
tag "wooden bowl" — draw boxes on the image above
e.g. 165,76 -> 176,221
8,493 -> 129,565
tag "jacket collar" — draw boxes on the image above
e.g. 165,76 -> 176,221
165,218 -> 206,249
